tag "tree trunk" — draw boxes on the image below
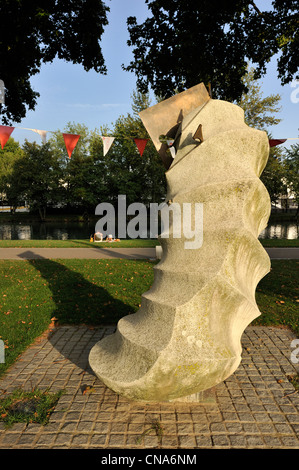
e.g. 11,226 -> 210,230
38,206 -> 46,221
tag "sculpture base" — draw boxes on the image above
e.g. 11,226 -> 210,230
167,387 -> 216,404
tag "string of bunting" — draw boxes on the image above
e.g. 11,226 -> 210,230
0,125 -> 150,158
0,125 -> 297,158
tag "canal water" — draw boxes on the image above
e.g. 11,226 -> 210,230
0,221 -> 298,240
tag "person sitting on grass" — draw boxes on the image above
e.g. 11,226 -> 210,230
94,231 -> 103,242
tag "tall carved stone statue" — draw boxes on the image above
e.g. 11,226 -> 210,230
89,84 -> 271,401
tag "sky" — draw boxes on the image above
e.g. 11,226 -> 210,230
6,0 -> 299,150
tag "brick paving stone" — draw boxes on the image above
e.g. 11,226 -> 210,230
35,433 -> 56,447
246,435 -> 265,447
89,434 -> 107,447
226,422 -> 243,433
161,435 -> 178,447
0,325 -> 298,449
280,436 -> 299,446
143,435 -> 160,448
263,435 -> 283,447
211,434 -> 230,447
70,433 -> 90,448
195,435 -> 213,447
193,422 -> 210,433
176,422 -> 194,434
178,434 -> 197,447
228,434 -> 248,447
0,433 -> 21,447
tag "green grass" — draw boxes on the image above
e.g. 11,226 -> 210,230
0,258 -> 157,377
0,239 -> 159,248
287,374 -> 299,391
0,238 -> 297,248
254,260 -> 299,333
0,259 -> 298,378
0,387 -> 64,428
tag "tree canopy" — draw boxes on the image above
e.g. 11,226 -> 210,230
0,0 -> 109,124
124,0 -> 299,101
237,68 -> 282,130
283,143 -> 299,211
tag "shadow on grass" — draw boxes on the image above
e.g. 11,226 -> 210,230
18,251 -> 132,326
17,251 -> 131,371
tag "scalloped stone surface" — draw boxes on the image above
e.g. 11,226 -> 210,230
89,99 -> 271,401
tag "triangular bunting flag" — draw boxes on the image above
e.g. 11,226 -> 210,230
31,129 -> 48,144
0,125 -> 14,149
63,133 -> 80,158
269,139 -> 287,147
100,136 -> 115,156
134,138 -> 148,156
22,128 -> 48,144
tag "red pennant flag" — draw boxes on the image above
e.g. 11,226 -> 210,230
63,133 -> 80,158
269,139 -> 287,147
134,138 -> 148,156
0,126 -> 14,149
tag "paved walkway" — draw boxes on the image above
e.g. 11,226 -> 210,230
0,247 -> 298,260
0,325 -> 298,449
0,247 -> 157,260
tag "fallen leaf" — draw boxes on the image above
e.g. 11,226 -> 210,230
82,385 -> 95,395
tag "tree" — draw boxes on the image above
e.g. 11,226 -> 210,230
236,68 -> 282,130
102,91 -> 166,208
8,141 -> 63,220
48,122 -> 109,212
235,68 -> 288,206
283,143 -> 299,215
260,147 -> 288,207
0,0 -> 109,124
0,138 -> 24,208
124,1 -> 299,101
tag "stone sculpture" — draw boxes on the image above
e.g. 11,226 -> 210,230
89,84 -> 271,401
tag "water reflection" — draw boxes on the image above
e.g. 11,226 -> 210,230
0,222 -> 94,240
259,223 -> 298,239
0,221 -> 298,240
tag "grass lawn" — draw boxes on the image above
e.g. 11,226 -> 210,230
0,238 -> 298,248
0,258 -> 298,378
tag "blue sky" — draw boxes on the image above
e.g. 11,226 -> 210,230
9,0 -> 299,150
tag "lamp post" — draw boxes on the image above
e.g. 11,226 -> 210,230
0,80 -> 5,106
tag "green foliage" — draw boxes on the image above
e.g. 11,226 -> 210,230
261,148 -> 288,206
0,138 -> 24,208
254,260 -> 299,335
103,91 -> 166,207
6,141 -> 63,220
0,0 -> 109,123
235,68 -> 287,206
124,1 -> 299,101
0,258 -> 157,376
283,143 -> 299,206
0,388 -> 64,428
237,69 -> 282,130
0,91 -> 167,218
49,122 -> 108,211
